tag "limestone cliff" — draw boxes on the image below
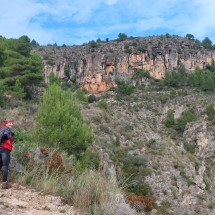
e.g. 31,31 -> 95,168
32,35 -> 215,93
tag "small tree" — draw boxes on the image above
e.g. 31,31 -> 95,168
35,84 -> 93,156
117,33 -> 128,41
202,37 -> 213,49
185,34 -> 195,40
88,40 -> 99,48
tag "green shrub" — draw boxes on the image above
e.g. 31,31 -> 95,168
175,110 -> 196,132
132,69 -> 150,79
206,104 -> 215,122
164,109 -> 175,127
77,148 -> 100,170
64,67 -> 70,78
115,80 -> 134,100
147,139 -> 157,148
159,94 -> 169,104
127,182 -> 153,196
35,84 -> 93,156
183,142 -> 196,154
163,70 -> 186,88
208,202 -> 215,209
88,94 -> 97,103
74,89 -> 88,103
14,130 -> 32,143
97,99 -> 108,110
170,89 -> 177,97
88,40 -> 99,48
180,170 -> 194,186
46,60 -> 55,65
117,33 -> 128,41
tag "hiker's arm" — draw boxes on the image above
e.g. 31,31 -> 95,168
1,134 -> 9,141
1,129 -> 12,140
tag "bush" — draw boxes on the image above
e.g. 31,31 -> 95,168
35,84 -> 93,156
183,142 -> 196,154
97,99 -> 108,110
77,148 -> 100,170
127,182 -> 153,197
163,70 -> 186,88
117,33 -> 128,41
132,69 -> 150,79
74,89 -> 88,103
175,110 -> 196,132
206,104 -> 215,122
164,109 -> 175,127
88,94 -> 97,103
158,94 -> 169,104
115,80 -> 134,100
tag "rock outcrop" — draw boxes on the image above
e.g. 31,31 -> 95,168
32,36 -> 215,93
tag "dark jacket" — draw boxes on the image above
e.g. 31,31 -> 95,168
0,123 -> 14,151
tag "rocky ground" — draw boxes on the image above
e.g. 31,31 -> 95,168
0,183 -> 77,215
81,88 -> 215,215
1,87 -> 215,215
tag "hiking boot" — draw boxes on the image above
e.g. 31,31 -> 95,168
2,181 -> 10,189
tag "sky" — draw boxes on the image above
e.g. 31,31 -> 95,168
0,0 -> 215,46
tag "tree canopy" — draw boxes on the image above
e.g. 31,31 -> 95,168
35,84 -> 94,156
0,35 -> 43,99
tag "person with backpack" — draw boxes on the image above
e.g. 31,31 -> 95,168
0,117 -> 15,189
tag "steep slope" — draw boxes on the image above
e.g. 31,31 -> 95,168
81,88 -> 215,215
32,36 -> 215,93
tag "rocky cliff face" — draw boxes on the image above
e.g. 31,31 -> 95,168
32,36 -> 215,93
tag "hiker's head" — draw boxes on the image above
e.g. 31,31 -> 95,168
3,117 -> 14,128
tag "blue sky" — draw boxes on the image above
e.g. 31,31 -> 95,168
0,0 -> 215,46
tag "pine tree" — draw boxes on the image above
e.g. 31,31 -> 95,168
35,84 -> 93,156
10,79 -> 26,99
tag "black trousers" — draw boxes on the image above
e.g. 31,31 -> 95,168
0,148 -> 11,182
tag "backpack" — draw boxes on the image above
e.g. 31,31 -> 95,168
0,126 -> 12,146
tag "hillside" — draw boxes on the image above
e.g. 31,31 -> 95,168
80,87 -> 215,214
1,35 -> 215,215
2,86 -> 215,215
32,35 -> 215,93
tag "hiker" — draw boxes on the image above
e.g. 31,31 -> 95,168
0,117 -> 15,189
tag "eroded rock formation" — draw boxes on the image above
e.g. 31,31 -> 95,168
32,36 -> 215,93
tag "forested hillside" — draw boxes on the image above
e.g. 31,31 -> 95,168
0,35 -> 215,215
0,35 -> 43,100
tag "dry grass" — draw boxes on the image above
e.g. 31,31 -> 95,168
71,170 -> 137,215
14,164 -> 136,215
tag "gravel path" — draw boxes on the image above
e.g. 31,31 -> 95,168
0,183 -> 78,215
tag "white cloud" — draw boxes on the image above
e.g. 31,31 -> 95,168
0,0 -> 215,45
0,0 -> 45,39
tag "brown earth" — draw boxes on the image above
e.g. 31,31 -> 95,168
0,183 -> 77,215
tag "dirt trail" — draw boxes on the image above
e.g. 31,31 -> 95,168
0,183 -> 78,215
